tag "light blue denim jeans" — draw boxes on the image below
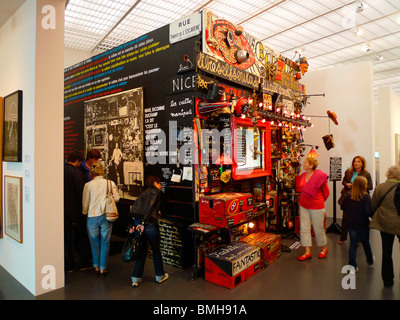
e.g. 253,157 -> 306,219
87,214 -> 113,271
299,206 -> 327,247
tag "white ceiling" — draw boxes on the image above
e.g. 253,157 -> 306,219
63,0 -> 400,100
1,0 -> 400,99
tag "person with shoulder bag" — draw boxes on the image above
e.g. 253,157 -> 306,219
338,156 -> 373,245
127,175 -> 169,288
370,165 -> 400,287
82,162 -> 120,278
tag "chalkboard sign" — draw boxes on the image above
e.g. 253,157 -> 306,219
330,157 -> 342,181
150,218 -> 194,269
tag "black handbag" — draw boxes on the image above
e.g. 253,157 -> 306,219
121,232 -> 145,263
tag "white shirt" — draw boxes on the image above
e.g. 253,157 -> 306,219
82,176 -> 120,217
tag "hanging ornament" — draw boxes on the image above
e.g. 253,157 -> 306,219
307,148 -> 319,158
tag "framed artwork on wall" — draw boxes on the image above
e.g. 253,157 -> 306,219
4,175 -> 23,243
3,90 -> 22,162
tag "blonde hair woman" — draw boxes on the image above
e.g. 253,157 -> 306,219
340,176 -> 373,272
82,162 -> 120,278
296,157 -> 330,261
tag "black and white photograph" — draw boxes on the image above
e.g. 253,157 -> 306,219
84,88 -> 144,200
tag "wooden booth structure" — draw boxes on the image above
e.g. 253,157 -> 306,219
64,9 -> 312,284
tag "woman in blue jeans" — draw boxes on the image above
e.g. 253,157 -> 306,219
128,175 -> 168,287
82,162 -> 120,277
340,176 -> 374,272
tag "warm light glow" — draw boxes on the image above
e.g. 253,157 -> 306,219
362,42 -> 371,52
307,148 -> 319,158
248,222 -> 255,228
354,28 -> 363,37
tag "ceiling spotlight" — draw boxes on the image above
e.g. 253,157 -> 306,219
356,0 -> 368,13
354,27 -> 363,37
362,42 -> 371,52
376,55 -> 384,61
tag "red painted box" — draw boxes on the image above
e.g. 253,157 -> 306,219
205,242 -> 261,289
240,232 -> 281,268
199,193 -> 253,217
199,208 -> 253,228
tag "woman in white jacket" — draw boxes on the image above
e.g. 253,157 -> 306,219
82,162 -> 120,278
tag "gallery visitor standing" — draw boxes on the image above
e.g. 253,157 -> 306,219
296,157 -> 330,261
64,150 -> 92,272
128,175 -> 169,287
338,155 -> 373,245
79,148 -> 101,183
340,176 -> 374,272
82,162 -> 120,278
370,165 -> 400,287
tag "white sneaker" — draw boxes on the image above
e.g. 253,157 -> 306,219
156,273 -> 169,284
132,279 -> 142,288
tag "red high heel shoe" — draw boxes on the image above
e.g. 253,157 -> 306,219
297,253 -> 312,261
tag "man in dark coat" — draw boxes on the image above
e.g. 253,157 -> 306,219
64,150 -> 91,271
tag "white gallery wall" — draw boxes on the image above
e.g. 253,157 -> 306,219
375,86 -> 400,181
301,61 -> 375,219
0,0 -> 64,296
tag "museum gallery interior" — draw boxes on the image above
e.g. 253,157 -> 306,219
1,0 -> 400,301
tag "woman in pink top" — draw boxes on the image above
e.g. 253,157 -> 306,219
296,157 -> 330,261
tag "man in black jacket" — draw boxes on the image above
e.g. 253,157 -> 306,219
64,150 -> 91,272
128,175 -> 168,287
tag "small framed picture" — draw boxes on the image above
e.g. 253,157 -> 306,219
4,176 -> 23,243
3,90 -> 22,162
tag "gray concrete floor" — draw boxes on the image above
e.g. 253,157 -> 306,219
1,223 -> 399,301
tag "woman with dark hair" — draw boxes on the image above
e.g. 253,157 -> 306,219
338,156 -> 373,244
128,175 -> 168,287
